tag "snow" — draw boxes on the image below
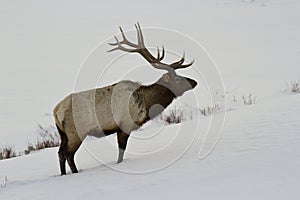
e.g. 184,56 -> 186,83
1,94 -> 299,199
1,0 -> 300,199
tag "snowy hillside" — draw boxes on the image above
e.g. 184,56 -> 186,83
1,0 -> 300,199
1,93 -> 299,199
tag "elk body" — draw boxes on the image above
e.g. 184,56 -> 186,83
54,23 -> 197,175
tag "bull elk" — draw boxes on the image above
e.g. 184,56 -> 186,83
53,23 -> 197,175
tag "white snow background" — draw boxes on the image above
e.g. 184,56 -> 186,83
0,0 -> 300,199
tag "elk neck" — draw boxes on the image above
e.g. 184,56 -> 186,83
139,83 -> 176,118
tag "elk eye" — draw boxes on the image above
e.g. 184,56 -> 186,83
174,77 -> 181,82
163,74 -> 170,82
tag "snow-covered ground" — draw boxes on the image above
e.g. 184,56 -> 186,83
1,0 -> 300,199
1,94 -> 299,199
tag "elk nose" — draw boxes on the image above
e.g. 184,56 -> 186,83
188,78 -> 197,88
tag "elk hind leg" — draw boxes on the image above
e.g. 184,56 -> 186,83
57,125 -> 67,175
65,132 -> 83,174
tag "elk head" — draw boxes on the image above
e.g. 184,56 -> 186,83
108,23 -> 197,97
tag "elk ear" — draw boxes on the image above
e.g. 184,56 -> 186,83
163,74 -> 170,82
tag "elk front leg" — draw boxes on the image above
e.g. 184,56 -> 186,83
66,152 -> 78,174
117,131 -> 130,164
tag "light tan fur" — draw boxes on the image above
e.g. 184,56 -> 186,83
53,81 -> 148,152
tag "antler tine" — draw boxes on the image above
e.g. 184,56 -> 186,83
107,36 -> 121,52
108,35 -> 119,46
170,52 -> 195,69
107,44 -> 136,53
159,46 -> 165,61
172,59 -> 195,69
134,24 -> 140,46
156,46 -> 165,61
170,52 -> 185,67
119,26 -> 138,47
135,23 -> 145,49
108,26 -> 138,47
108,35 -> 138,53
183,59 -> 195,67
119,26 -> 126,40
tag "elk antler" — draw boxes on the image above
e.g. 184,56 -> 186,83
108,23 -> 194,75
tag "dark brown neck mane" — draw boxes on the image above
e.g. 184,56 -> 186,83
139,83 -> 176,119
